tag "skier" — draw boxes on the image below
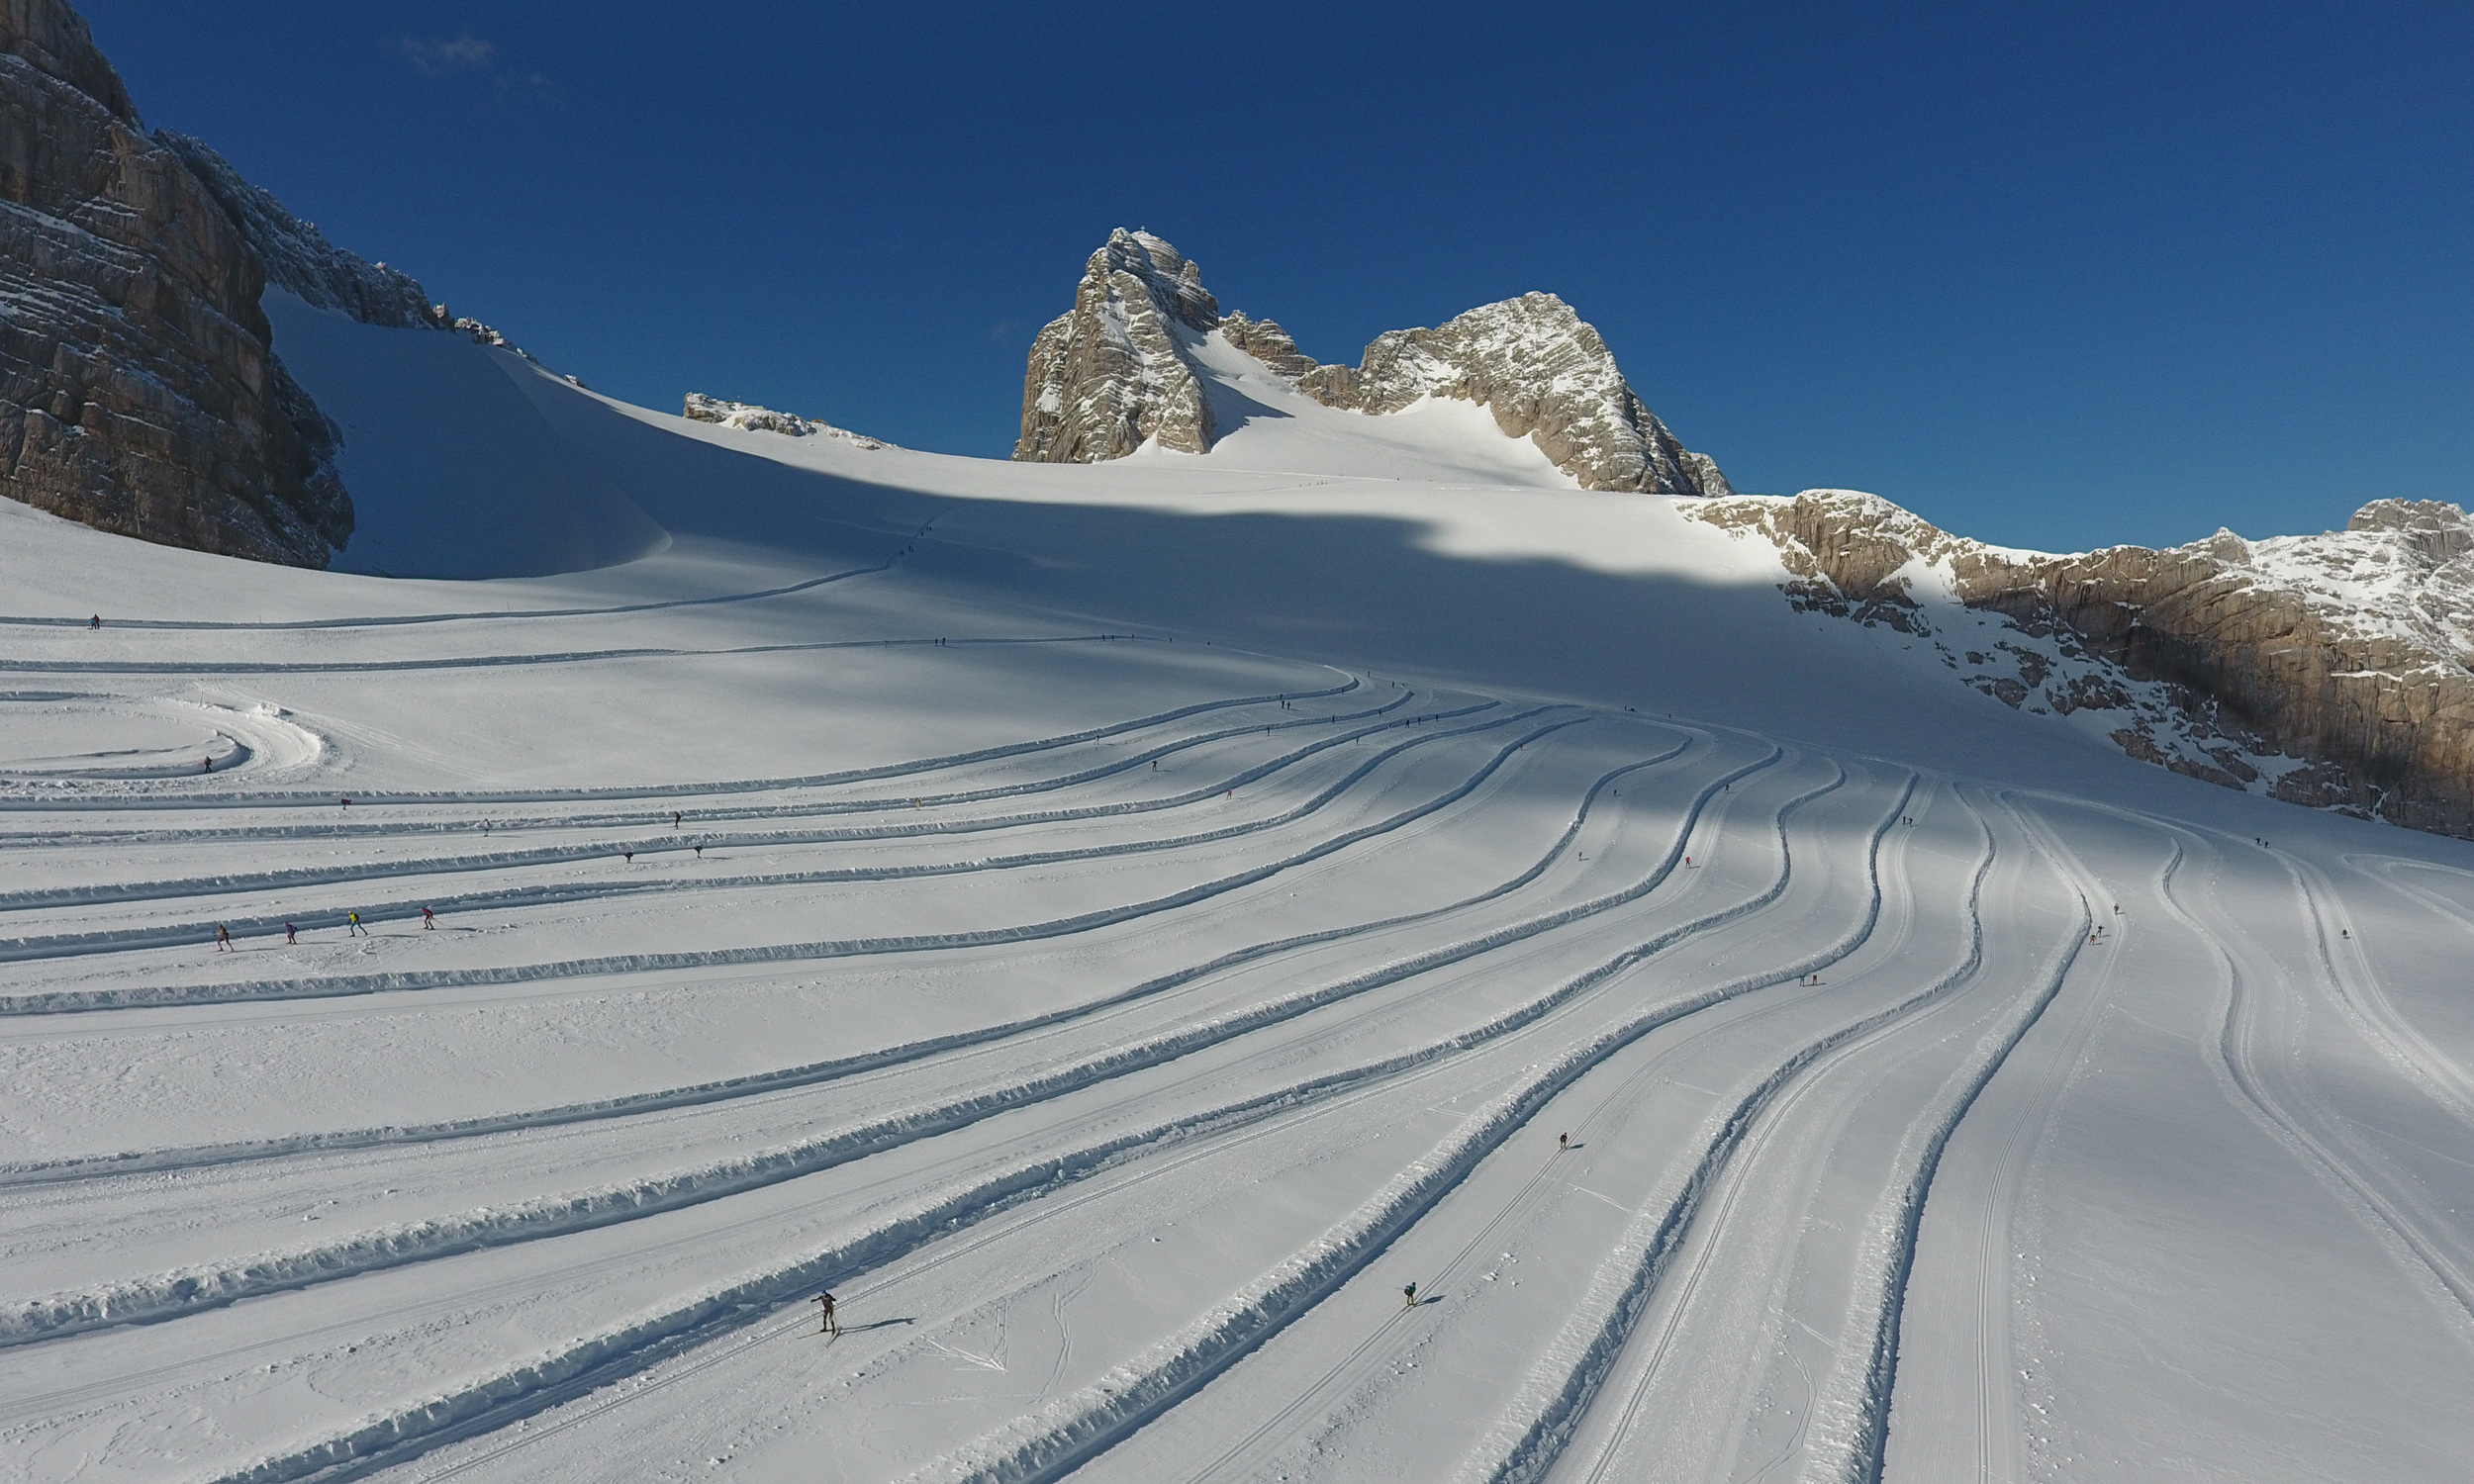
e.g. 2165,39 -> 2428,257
89,613 -> 100,630
347,910 -> 368,937
622,849 -> 634,864
673,811 -> 683,829
202,756 -> 212,773
340,796 -> 350,812
215,924 -> 233,952
284,922 -> 298,946
422,906 -> 436,930
1558,1132 -> 1570,1153
813,1291 -> 838,1337
1402,1282 -> 1419,1310
694,843 -> 704,859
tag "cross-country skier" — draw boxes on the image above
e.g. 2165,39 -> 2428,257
348,910 -> 367,937
622,850 -> 634,864
1402,1282 -> 1419,1309
284,922 -> 297,946
422,906 -> 436,930
1559,1132 -> 1570,1152
202,756 -> 212,773
694,843 -> 704,859
673,811 -> 682,829
90,613 -> 100,629
814,1292 -> 838,1336
215,924 -> 233,952
340,796 -> 350,812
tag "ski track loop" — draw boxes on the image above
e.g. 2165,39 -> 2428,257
0,693 -> 1451,904
0,712 -> 1589,1011
0,699 -> 1530,972
0,671 -> 1364,812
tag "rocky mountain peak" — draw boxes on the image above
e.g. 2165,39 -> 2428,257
1011,230 -> 1728,496
1292,291 -> 1730,497
1012,229 -> 1222,463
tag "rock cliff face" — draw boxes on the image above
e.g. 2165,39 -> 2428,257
0,0 -> 350,565
1686,490 -> 2474,837
1013,230 -> 1728,495
683,392 -> 889,448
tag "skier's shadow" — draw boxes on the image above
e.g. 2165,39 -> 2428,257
836,1317 -> 917,1336
1411,1293 -> 1444,1307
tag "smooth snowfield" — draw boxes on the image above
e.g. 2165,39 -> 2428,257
3,326 -> 2472,1483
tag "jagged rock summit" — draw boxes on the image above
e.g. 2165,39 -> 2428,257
1686,490 -> 2474,837
1013,229 -> 1730,496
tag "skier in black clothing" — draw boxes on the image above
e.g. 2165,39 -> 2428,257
1402,1282 -> 1419,1309
673,811 -> 683,829
813,1291 -> 838,1336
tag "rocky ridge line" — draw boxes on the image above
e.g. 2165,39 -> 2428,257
1013,229 -> 1728,496
1685,490 -> 2474,837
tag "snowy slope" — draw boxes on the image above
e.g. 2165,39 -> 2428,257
3,323 -> 2472,1484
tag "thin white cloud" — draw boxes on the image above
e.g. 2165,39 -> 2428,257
399,34 -> 498,77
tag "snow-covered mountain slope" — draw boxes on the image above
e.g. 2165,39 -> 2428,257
1012,230 -> 1729,495
5,325 -> 2474,1484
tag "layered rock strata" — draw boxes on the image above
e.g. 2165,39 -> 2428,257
0,0 -> 350,564
1013,230 -> 1728,495
1687,490 -> 2474,836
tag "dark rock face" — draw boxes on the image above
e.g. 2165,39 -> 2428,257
0,0 -> 350,565
1014,230 -> 1728,495
1688,490 -> 2474,838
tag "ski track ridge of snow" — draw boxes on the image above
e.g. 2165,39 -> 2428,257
0,698 -> 1513,963
0,672 -> 1360,811
0,731 -> 1776,1341
0,736 -> 1719,1188
46,763 -> 1850,1481
0,713 -> 1583,1013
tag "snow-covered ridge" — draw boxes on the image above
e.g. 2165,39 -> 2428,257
683,393 -> 890,448
156,132 -> 438,331
1012,229 -> 1728,495
1686,490 -> 2474,836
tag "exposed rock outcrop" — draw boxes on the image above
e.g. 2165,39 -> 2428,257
1686,490 -> 2474,837
1014,230 -> 1218,462
0,0 -> 350,565
683,392 -> 888,448
1013,230 -> 1728,495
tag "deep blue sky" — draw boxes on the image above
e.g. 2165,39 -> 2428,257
84,1 -> 2470,551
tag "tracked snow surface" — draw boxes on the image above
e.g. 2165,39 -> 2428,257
3,319 -> 2472,1484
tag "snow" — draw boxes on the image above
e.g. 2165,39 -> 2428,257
4,318 -> 2473,1484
